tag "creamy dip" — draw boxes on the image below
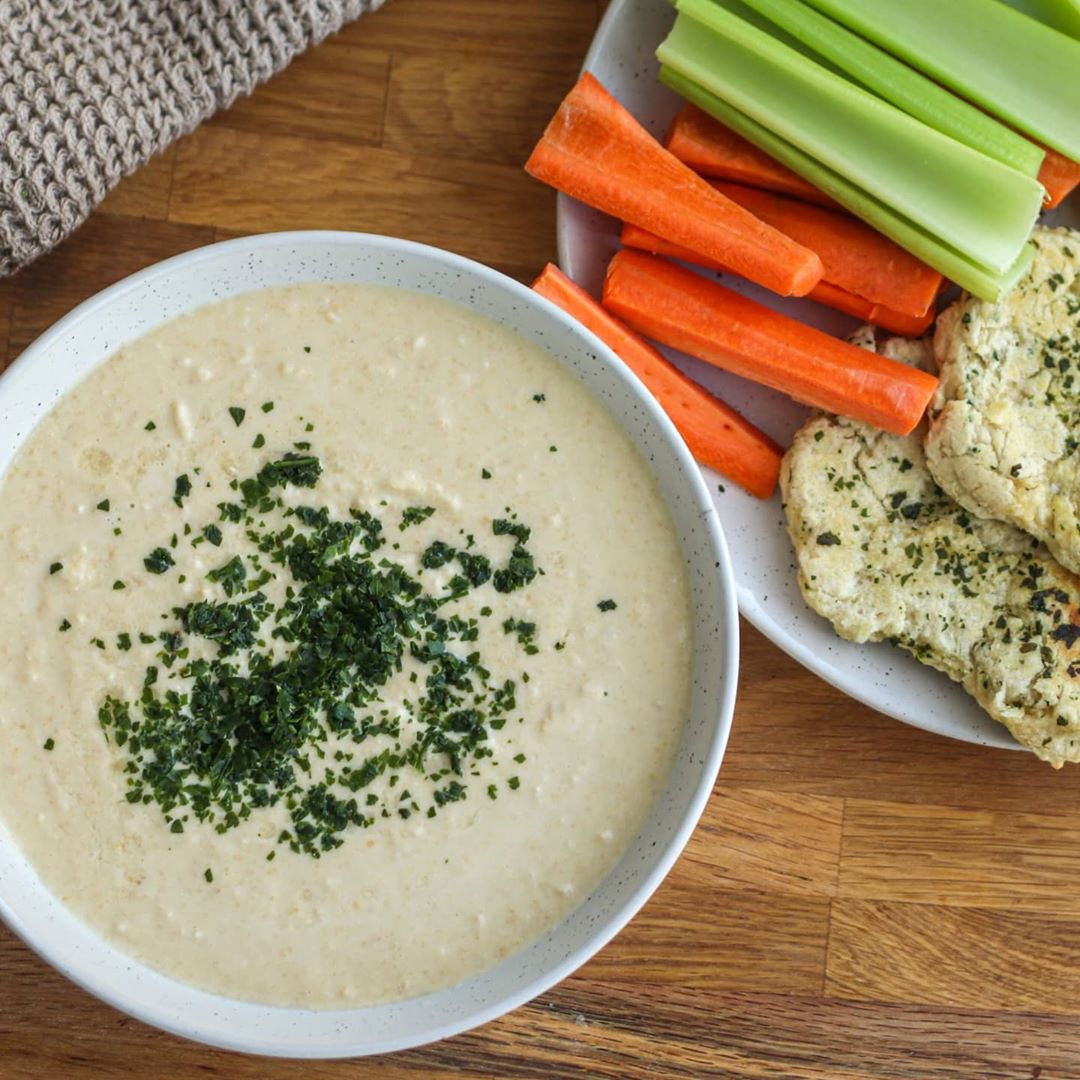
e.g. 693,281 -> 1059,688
0,284 -> 692,1008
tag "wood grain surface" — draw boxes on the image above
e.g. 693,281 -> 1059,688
2,1 -> 1079,1076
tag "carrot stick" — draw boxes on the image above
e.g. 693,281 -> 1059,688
524,73 -> 823,298
666,104 -> 838,208
1039,144 -> 1080,209
710,182 -> 942,318
532,263 -> 782,498
619,223 -> 935,337
602,250 -> 938,437
805,279 -> 875,320
867,302 -> 935,338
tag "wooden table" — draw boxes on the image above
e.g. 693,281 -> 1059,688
3,2 -> 1080,1077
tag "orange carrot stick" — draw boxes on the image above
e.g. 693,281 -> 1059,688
867,302 -> 935,338
666,104 -> 838,209
532,263 -> 782,498
709,183 -> 942,318
1039,144 -> 1080,209
524,73 -> 823,298
619,223 -> 935,338
602,250 -> 937,437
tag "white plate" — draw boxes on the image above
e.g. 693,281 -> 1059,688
559,0 -> 1080,751
0,232 -> 737,1056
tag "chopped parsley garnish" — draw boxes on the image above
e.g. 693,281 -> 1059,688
144,547 -> 176,574
258,453 -> 322,491
204,868 -> 214,883
252,433 -> 266,449
113,580 -> 126,591
206,554 -> 246,596
481,468 -> 491,479
96,499 -> 110,512
532,393 -> 546,403
816,532 -> 841,546
491,521 -> 538,594
228,406 -> 246,427
58,619 -> 71,632
597,599 -> 617,612
145,420 -> 157,431
421,540 -> 456,569
504,617 -> 539,654
49,562 -> 63,575
400,505 -> 436,531
43,738 -> 55,751
173,474 -> 192,507
261,401 -> 274,414
89,443 -> 545,859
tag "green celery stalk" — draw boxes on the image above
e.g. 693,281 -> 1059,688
659,2 -> 1043,273
998,0 -> 1080,39
725,0 -> 1043,176
799,0 -> 1080,161
660,65 -> 1036,302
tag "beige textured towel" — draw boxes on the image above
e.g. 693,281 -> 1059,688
0,0 -> 384,275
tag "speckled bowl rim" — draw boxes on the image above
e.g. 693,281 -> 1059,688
0,231 -> 737,1058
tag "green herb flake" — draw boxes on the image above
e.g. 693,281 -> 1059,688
532,393 -> 546,403
400,505 -> 436,531
144,547 -> 176,574
261,401 -> 275,414
96,499 -> 110,512
252,433 -> 266,449
228,406 -> 246,427
816,532 -> 841,547
173,474 -> 192,507
113,580 -> 126,591
507,776 -> 521,790
49,562 -> 63,575
204,868 -> 214,883
145,420 -> 157,431
481,468 -> 492,479
43,738 -> 55,752
597,599 -> 617,612
58,619 -> 71,632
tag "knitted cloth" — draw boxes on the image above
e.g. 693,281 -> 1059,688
0,0 -> 383,275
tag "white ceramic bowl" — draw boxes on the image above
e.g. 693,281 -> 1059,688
0,232 -> 737,1057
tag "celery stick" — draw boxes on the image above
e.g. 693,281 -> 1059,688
727,0 -> 1043,176
998,0 -> 1080,39
659,3 -> 1043,272
799,0 -> 1080,161
660,65 -> 1036,302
